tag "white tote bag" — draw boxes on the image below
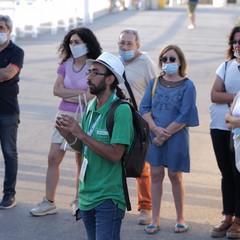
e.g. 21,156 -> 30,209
60,94 -> 87,152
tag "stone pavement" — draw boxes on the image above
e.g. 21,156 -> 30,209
0,4 -> 240,240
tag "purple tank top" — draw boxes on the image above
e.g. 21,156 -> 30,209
57,58 -> 88,112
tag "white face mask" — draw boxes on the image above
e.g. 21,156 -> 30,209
0,32 -> 7,45
234,52 -> 240,59
69,43 -> 89,59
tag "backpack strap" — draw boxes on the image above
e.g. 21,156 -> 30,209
123,72 -> 138,111
106,99 -> 132,211
121,161 -> 131,211
106,99 -> 122,137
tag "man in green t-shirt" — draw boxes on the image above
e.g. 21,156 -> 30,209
56,52 -> 133,240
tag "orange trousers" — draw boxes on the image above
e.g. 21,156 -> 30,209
136,161 -> 151,211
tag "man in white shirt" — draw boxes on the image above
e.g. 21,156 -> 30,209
118,28 -> 159,225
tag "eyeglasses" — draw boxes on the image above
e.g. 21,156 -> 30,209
85,69 -> 108,77
160,56 -> 176,63
231,40 -> 240,45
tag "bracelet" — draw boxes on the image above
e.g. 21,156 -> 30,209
69,137 -> 78,146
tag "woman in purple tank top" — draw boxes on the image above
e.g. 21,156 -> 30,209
29,28 -> 102,217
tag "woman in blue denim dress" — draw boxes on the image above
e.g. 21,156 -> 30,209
140,45 -> 199,234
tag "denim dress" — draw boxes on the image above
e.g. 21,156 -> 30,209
140,77 -> 199,172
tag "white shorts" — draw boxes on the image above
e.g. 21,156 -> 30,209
51,110 -> 82,144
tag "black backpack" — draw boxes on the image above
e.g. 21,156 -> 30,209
106,99 -> 150,210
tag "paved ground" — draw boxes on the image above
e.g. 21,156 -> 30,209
0,4 -> 240,240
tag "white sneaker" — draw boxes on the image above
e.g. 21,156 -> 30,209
138,209 -> 151,225
71,199 -> 79,216
187,24 -> 195,30
29,198 -> 57,216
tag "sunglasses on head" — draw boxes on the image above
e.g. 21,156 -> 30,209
231,39 -> 240,45
160,56 -> 176,63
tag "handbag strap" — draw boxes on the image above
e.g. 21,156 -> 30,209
152,77 -> 158,98
222,61 -> 228,91
76,93 -> 87,120
222,61 -> 231,108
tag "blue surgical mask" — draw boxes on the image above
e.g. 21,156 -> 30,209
234,52 -> 240,59
119,50 -> 135,62
69,43 -> 89,59
162,63 -> 179,75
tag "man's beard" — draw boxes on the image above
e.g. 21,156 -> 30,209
89,78 -> 107,95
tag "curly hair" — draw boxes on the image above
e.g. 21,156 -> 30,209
158,44 -> 187,77
58,27 -> 102,63
227,26 -> 240,60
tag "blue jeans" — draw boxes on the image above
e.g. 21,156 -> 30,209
0,114 -> 19,196
80,199 -> 125,240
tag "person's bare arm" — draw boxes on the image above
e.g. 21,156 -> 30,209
142,112 -> 172,146
0,64 -> 19,82
53,74 -> 89,101
211,74 -> 235,104
55,114 -> 125,163
225,111 -> 240,130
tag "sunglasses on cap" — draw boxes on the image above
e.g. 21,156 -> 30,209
231,40 -> 240,45
160,56 -> 176,63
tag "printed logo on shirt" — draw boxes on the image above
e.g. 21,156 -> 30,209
96,129 -> 109,143
97,129 -> 108,135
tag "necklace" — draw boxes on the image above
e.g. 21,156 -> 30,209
72,61 -> 86,73
160,77 -> 187,88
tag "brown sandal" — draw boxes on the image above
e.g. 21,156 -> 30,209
210,220 -> 232,238
226,218 -> 240,239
